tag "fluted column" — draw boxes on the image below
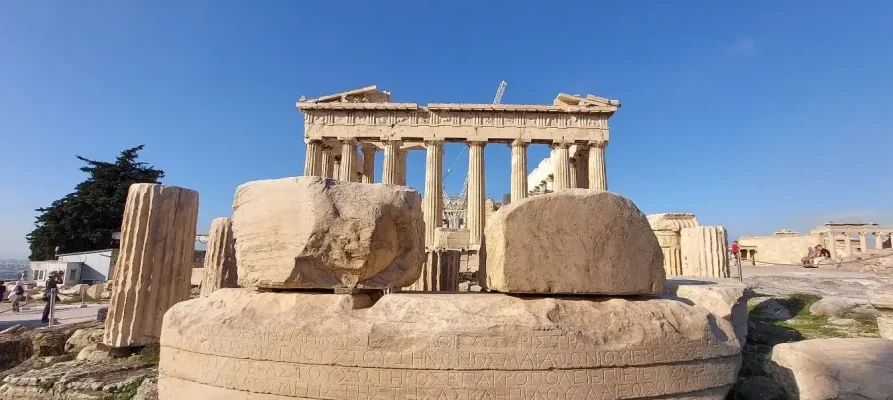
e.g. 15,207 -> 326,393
859,233 -> 868,253
332,156 -> 342,181
568,155 -> 579,189
105,184 -> 199,347
680,226 -> 730,278
844,233 -> 853,256
397,149 -> 408,185
552,142 -> 571,191
303,139 -> 324,177
423,141 -> 444,245
654,231 -> 683,275
339,139 -> 357,182
200,217 -> 237,297
321,146 -> 335,179
382,140 -> 401,184
588,140 -> 607,191
877,233 -> 888,249
467,141 -> 486,244
509,140 -> 528,203
361,145 -> 376,184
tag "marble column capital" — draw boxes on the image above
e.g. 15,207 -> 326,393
551,141 -> 571,149
424,139 -> 445,147
338,138 -> 358,145
588,140 -> 609,148
467,140 -> 487,147
509,139 -> 530,148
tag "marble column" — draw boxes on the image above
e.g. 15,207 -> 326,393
104,184 -> 199,347
844,233 -> 853,256
467,141 -> 486,244
680,226 -> 730,278
878,233 -> 888,249
303,139 -> 324,177
200,217 -> 237,297
321,146 -> 335,179
568,155 -> 579,189
382,140 -> 401,185
424,141 -> 444,245
588,140 -> 607,191
361,145 -> 376,184
397,149 -> 408,185
510,140 -> 528,203
859,233 -> 868,253
332,156 -> 342,181
552,142 -> 571,191
339,140 -> 357,182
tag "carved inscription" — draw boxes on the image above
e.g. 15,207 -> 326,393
161,348 -> 738,400
161,329 -> 738,370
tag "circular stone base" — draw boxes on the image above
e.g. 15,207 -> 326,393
159,289 -> 742,399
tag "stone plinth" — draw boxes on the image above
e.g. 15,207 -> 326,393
200,217 -> 237,297
681,226 -> 730,278
232,177 -> 425,289
485,190 -> 665,294
769,338 -> 893,400
405,250 -> 460,292
104,184 -> 199,348
189,268 -> 203,287
648,213 -> 699,276
871,291 -> 893,340
159,289 -> 741,399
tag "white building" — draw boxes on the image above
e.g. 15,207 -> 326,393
29,249 -> 115,285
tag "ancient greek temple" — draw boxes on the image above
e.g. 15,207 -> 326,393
296,85 -> 620,246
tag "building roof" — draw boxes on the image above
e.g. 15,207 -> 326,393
57,249 -> 115,257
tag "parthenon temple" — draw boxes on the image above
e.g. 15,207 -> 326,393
297,85 -> 620,246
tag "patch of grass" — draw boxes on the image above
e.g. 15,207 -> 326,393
97,377 -> 144,400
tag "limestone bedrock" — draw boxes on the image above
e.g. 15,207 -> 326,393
159,289 -> 741,399
485,190 -> 665,294
769,338 -> 893,400
232,176 -> 425,289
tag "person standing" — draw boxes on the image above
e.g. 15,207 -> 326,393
41,272 -> 60,323
11,281 -> 25,312
0,281 -> 6,303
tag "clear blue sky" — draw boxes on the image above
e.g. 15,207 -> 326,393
2,1 -> 892,258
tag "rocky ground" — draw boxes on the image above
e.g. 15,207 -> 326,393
727,262 -> 893,399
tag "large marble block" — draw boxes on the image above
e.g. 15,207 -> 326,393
485,190 -> 665,294
232,176 -> 425,289
159,289 -> 741,399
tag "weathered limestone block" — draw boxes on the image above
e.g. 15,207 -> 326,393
405,250 -> 460,291
485,190 -> 665,294
681,226 -> 730,278
200,217 -> 237,297
189,268 -> 203,287
104,184 -> 199,348
648,213 -> 699,276
664,277 -> 751,346
871,291 -> 893,340
769,338 -> 893,400
159,289 -> 741,399
232,177 -> 424,289
85,283 -> 104,301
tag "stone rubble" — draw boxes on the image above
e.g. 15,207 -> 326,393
871,290 -> 893,340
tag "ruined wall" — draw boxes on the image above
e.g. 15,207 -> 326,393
738,233 -> 823,266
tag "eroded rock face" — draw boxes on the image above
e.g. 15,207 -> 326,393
233,177 -> 425,289
0,334 -> 31,371
484,190 -> 665,294
769,338 -> 893,400
872,291 -> 893,340
159,289 -> 741,399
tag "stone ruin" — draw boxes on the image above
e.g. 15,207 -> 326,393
647,213 -> 731,278
137,177 -> 745,399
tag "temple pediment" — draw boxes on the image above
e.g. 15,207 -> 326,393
298,85 -> 392,104
554,93 -> 621,109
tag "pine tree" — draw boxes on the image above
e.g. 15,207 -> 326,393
26,146 -> 165,260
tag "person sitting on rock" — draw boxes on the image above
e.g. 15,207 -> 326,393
810,245 -> 832,267
801,246 -> 817,265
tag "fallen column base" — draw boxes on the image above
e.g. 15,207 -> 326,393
159,289 -> 743,399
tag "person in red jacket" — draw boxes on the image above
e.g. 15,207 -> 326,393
731,241 -> 740,257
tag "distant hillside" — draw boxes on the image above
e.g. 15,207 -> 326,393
0,259 -> 28,281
